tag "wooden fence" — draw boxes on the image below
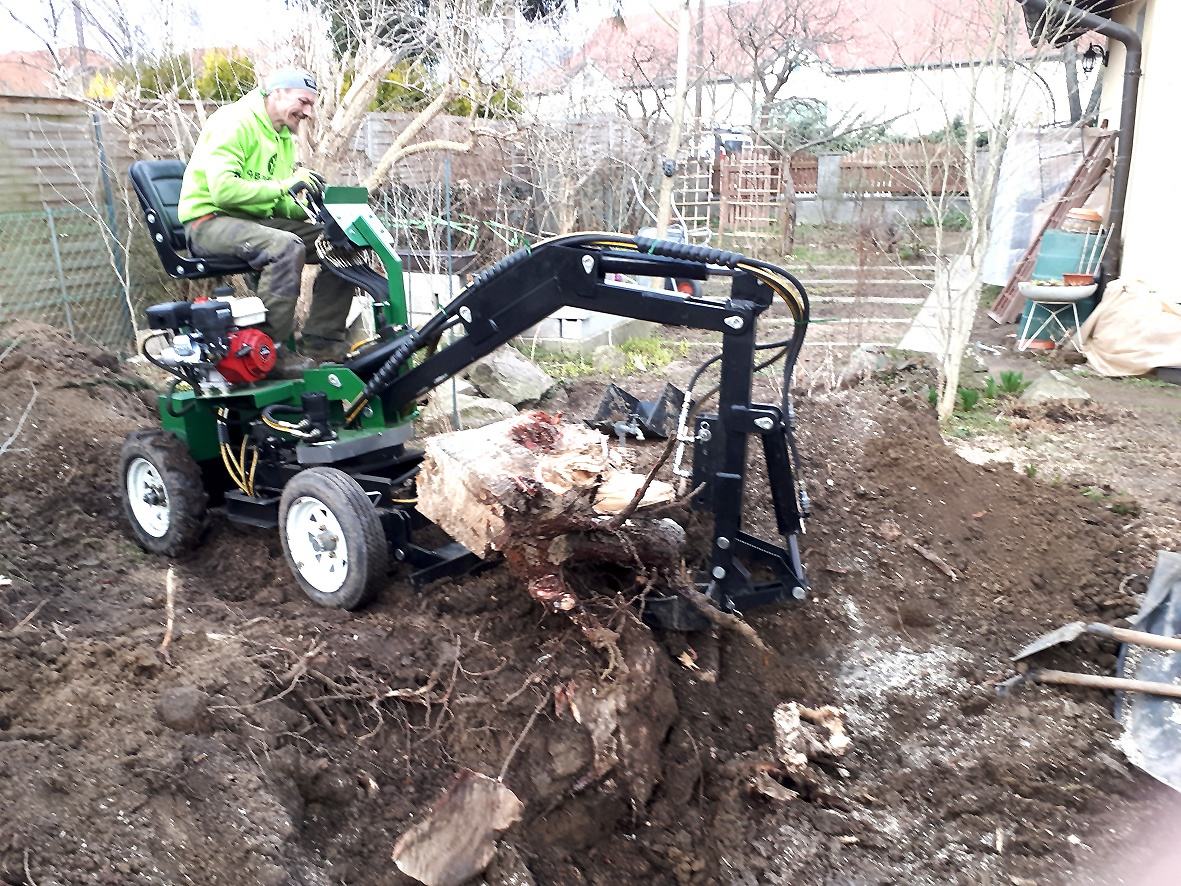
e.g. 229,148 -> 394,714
839,142 -> 968,196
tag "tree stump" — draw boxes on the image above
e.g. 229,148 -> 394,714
416,412 -> 683,612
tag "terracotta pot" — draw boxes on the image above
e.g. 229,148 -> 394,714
1063,273 -> 1094,286
1020,338 -> 1057,351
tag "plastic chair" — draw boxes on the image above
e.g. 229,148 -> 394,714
1017,284 -> 1094,352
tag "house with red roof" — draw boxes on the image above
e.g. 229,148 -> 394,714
0,47 -> 114,97
531,0 -> 1088,138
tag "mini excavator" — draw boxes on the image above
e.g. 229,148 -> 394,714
122,160 -> 811,630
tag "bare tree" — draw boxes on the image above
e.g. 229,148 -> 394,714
889,0 -> 1067,420
720,0 -> 853,251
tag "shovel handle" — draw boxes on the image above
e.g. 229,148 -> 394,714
1087,623 -> 1181,653
1034,668 -> 1181,700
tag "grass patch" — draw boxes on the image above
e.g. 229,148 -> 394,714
619,336 -> 687,372
1119,375 -> 1177,390
534,352 -> 600,380
946,408 -> 1008,438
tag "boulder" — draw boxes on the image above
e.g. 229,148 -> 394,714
837,345 -> 889,388
1019,370 -> 1091,404
157,685 -> 209,733
417,392 -> 517,437
465,347 -> 556,405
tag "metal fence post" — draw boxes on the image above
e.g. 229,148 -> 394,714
43,206 -> 77,338
90,108 -> 134,340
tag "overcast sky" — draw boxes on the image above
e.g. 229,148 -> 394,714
0,0 -> 634,55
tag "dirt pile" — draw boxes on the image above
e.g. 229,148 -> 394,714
1,322 -> 1178,886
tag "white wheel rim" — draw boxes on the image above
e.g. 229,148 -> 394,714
126,457 -> 170,538
285,495 -> 350,595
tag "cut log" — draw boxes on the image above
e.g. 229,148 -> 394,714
415,412 -> 683,614
416,411 -> 676,557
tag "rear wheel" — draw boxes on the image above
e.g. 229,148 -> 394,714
279,467 -> 389,609
119,429 -> 209,556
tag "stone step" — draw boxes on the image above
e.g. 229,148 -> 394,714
810,296 -> 926,305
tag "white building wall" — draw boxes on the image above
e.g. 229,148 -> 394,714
531,56 -> 1088,142
1099,0 -> 1173,293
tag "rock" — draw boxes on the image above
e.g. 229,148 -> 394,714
484,842 -> 536,886
157,685 -> 209,733
465,347 -> 555,405
591,345 -> 627,374
962,346 -> 990,374
417,393 -> 518,437
837,345 -> 889,388
1020,370 -> 1091,405
392,769 -> 523,886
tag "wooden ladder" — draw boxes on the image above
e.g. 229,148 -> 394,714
989,130 -> 1116,324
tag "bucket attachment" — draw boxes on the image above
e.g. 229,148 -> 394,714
588,382 -> 690,440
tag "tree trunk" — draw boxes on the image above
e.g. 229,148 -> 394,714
415,413 -> 682,611
1063,45 -> 1083,124
655,0 -> 692,237
780,161 -> 797,256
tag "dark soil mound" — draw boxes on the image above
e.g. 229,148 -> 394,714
0,323 -> 1176,886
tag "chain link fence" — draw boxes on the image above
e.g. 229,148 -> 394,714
0,208 -> 133,350
0,208 -> 181,354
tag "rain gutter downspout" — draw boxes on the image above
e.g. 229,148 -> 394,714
1018,0 -> 1142,280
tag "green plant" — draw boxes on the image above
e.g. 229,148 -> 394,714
196,50 -> 256,102
1024,463 -> 1037,478
919,208 -> 971,231
999,370 -> 1030,395
620,337 -> 676,371
927,387 -> 938,407
1110,498 -> 1140,516
897,242 -> 924,261
958,388 -> 981,411
982,376 -> 999,399
535,352 -> 598,380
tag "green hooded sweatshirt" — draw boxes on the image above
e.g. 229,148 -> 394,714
178,89 -> 306,223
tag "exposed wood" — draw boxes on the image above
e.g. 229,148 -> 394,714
392,769 -> 523,886
416,413 -> 683,615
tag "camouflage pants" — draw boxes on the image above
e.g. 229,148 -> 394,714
185,215 -> 353,350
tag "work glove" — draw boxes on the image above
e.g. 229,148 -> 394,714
283,167 -> 326,196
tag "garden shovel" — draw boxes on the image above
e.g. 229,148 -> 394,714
1011,621 -> 1181,661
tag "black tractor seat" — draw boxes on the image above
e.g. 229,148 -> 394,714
130,159 -> 254,280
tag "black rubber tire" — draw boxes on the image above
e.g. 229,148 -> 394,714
119,428 -> 210,556
278,467 -> 389,610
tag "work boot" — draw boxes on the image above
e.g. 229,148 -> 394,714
298,337 -> 348,365
269,347 -> 314,380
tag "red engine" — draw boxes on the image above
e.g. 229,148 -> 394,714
216,328 -> 277,384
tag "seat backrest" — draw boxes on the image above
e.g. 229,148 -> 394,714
129,159 -> 254,281
130,159 -> 187,251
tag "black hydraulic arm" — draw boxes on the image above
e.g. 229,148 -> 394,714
362,238 -> 811,612
380,245 -> 759,407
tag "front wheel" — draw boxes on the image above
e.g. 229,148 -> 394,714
279,467 -> 389,609
119,429 -> 210,556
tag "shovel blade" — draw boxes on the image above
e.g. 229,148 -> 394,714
1011,620 -> 1088,661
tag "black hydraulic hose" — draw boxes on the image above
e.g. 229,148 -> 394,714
261,403 -> 305,421
632,236 -> 745,269
163,378 -> 198,416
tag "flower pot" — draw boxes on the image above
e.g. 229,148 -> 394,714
1063,273 -> 1095,286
